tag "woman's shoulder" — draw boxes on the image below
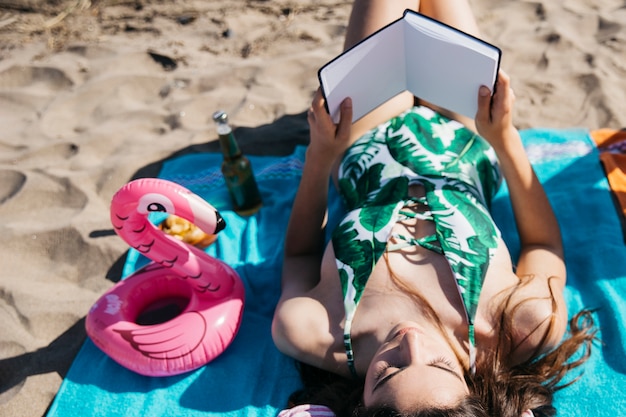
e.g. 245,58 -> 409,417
477,249 -> 568,363
272,255 -> 350,374
272,289 -> 345,364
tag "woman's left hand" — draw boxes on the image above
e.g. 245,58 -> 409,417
475,70 -> 518,151
306,88 -> 353,167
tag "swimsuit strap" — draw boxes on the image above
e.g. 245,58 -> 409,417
469,325 -> 477,374
344,318 -> 358,377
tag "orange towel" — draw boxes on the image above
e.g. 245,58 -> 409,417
591,128 -> 626,223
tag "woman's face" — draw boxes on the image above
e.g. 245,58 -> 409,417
363,321 -> 469,411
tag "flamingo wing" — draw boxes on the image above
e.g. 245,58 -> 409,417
114,311 -> 207,359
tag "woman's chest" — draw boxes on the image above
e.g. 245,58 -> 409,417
319,239 -> 470,335
319,234 -> 517,336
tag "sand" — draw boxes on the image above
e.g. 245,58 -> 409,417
0,1 -> 624,416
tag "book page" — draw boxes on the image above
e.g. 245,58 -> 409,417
404,11 -> 500,59
404,24 -> 499,118
403,12 -> 500,119
319,20 -> 406,123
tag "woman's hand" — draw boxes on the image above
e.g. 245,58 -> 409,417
307,88 -> 353,167
475,70 -> 518,151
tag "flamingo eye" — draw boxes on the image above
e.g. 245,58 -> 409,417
147,203 -> 166,212
138,193 -> 175,215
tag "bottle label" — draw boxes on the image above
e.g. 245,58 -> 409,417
223,163 -> 262,213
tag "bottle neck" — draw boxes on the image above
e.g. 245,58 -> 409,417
217,126 -> 242,160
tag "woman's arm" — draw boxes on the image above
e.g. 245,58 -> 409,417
280,91 -> 353,296
475,72 -> 568,355
272,93 -> 352,366
476,72 -> 565,282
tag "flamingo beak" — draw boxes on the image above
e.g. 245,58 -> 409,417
215,212 -> 226,233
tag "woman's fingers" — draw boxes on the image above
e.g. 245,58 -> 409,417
476,70 -> 515,126
309,88 -> 352,141
336,97 -> 353,140
476,85 -> 492,124
492,71 -> 512,112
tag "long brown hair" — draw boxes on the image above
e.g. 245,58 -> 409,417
287,259 -> 598,417
287,362 -> 489,417
471,273 -> 598,417
383,256 -> 599,417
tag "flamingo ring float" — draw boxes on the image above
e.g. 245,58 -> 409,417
86,178 -> 245,377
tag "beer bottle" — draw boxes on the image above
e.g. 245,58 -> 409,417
212,110 -> 262,216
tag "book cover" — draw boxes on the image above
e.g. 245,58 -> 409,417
318,9 -> 502,123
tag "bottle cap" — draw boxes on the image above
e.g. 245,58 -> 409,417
213,110 -> 228,124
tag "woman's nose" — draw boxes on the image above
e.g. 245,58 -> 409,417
399,328 -> 421,361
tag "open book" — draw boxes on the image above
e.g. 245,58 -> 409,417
318,9 -> 502,123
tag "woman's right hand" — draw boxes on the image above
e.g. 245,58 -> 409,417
306,88 -> 353,167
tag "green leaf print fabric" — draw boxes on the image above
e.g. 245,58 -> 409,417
332,106 -> 502,372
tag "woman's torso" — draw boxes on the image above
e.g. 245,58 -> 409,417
316,217 -> 518,377
311,106 -> 521,378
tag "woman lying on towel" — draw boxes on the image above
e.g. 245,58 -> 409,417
272,1 -> 597,417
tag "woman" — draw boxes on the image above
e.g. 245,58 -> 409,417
272,1 -> 596,416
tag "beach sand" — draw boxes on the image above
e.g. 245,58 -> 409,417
0,1 -> 624,416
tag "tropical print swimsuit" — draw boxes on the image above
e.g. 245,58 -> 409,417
332,105 -> 502,377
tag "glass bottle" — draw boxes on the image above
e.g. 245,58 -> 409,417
212,110 -> 262,216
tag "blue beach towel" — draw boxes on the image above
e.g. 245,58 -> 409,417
47,128 -> 625,417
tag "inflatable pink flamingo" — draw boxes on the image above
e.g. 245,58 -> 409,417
86,178 -> 245,377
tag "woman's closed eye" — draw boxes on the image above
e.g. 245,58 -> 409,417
373,362 -> 404,391
428,356 -> 455,369
373,362 -> 393,381
427,356 -> 464,382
